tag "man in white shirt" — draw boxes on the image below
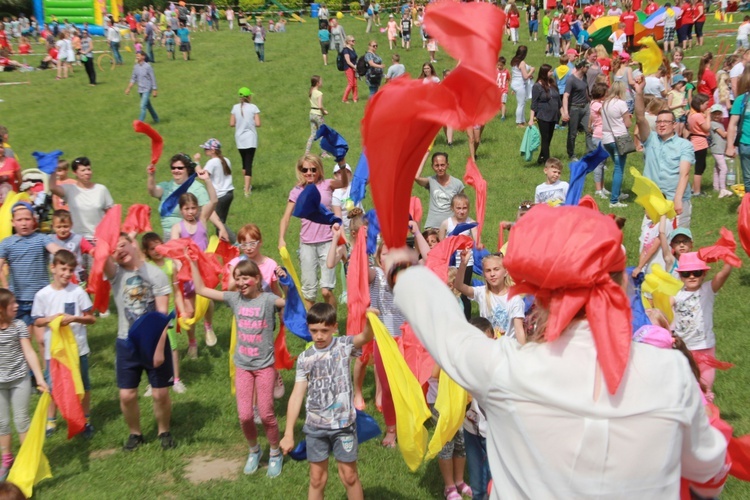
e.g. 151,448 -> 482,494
106,21 -> 123,64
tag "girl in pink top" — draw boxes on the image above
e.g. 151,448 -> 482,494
589,82 -> 609,199
170,170 -> 219,357
387,14 -> 398,50
278,154 -> 348,309
687,93 -> 711,197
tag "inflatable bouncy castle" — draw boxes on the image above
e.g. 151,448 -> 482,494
33,0 -> 123,36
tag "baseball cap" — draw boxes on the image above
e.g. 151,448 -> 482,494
333,163 -> 352,174
11,201 -> 34,214
620,52 -> 631,61
710,104 -> 724,113
238,87 -> 254,97
668,227 -> 693,244
199,138 -> 221,150
566,48 -> 579,57
671,74 -> 685,85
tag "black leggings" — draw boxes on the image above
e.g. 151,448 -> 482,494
239,147 -> 256,176
537,119 -> 556,163
695,148 -> 708,176
695,21 -> 705,38
83,56 -> 96,85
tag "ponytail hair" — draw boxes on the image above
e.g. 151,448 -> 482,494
215,148 -> 231,176
697,52 -> 713,85
309,75 -> 321,97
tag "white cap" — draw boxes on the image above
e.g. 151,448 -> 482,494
333,163 -> 352,173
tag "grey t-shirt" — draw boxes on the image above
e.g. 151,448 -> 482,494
224,291 -> 278,371
111,262 -> 171,340
710,121 -> 727,156
386,63 -> 405,80
424,175 -> 464,229
295,336 -> 362,430
564,73 -> 589,106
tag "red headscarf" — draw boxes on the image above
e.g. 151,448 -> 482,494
504,205 -> 631,394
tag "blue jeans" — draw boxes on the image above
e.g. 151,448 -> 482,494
739,143 -> 750,194
368,83 -> 379,97
146,40 -> 155,62
604,142 -> 627,204
464,430 -> 490,500
110,41 -> 123,64
254,42 -> 265,61
139,92 -> 159,123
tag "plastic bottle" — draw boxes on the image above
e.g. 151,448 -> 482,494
727,157 -> 736,187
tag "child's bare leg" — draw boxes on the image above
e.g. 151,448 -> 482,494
353,358 -> 366,409
337,461 -> 364,500
309,460 -> 329,500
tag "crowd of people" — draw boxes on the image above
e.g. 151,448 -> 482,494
1,1 -> 750,499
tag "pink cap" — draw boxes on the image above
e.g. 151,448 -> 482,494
566,48 -> 578,56
676,252 -> 711,272
620,52 -> 631,61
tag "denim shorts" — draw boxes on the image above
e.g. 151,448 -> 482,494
16,300 -> 33,326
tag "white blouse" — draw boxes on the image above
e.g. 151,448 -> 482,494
394,266 -> 726,499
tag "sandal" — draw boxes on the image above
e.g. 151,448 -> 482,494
456,482 -> 473,497
444,486 -> 461,500
381,426 -> 396,448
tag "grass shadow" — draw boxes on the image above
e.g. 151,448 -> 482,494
362,486 -> 417,500
170,400 -> 213,445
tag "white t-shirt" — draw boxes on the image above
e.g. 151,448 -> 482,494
609,32 -> 627,52
737,22 -> 750,41
730,62 -> 745,80
673,281 -> 716,350
601,99 -> 630,144
644,76 -> 665,97
331,183 -> 362,232
231,102 -> 260,149
470,285 -> 525,339
638,215 -> 666,274
203,157 -> 234,197
107,25 -> 121,43
534,180 -> 569,205
61,183 -> 115,239
32,283 -> 93,360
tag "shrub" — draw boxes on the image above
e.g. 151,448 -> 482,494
349,1 -> 360,13
239,0 -> 265,12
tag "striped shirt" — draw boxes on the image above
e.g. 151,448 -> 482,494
130,61 -> 157,93
0,232 -> 54,301
0,319 -> 30,382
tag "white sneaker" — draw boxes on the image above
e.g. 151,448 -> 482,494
618,193 -> 629,201
144,385 -> 153,397
609,202 -> 628,208
99,310 -> 110,318
187,345 -> 198,359
719,189 -> 734,198
172,380 -> 187,394
595,190 -> 608,199
601,187 -> 611,196
205,326 -> 217,347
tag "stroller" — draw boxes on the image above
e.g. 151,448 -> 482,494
19,168 -> 53,233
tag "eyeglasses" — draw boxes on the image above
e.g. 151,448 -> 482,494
239,241 -> 260,250
679,270 -> 705,278
171,165 -> 186,170
300,167 -> 318,174
655,120 -> 675,125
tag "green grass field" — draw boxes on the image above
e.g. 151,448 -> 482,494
2,11 -> 750,499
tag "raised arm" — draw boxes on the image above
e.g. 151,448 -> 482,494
414,151 -> 430,188
198,170 -> 218,222
634,78 -> 651,143
48,170 -> 65,198
147,164 -> 163,199
189,259 -> 225,302
453,250 -> 475,298
408,220 -> 431,261
352,308 -> 377,348
711,262 -> 733,293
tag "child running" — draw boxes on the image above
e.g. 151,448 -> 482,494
453,252 -> 526,342
141,232 -> 187,394
280,303 -> 375,500
32,250 -> 95,438
0,288 -> 47,481
190,258 -> 287,477
170,169 -> 218,357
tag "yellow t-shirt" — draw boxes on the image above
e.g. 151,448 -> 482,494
310,88 -> 323,116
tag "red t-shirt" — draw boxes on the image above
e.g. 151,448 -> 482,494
560,14 -> 571,34
546,0 -> 556,10
497,69 -> 510,93
698,68 -> 717,106
0,158 -> 20,193
598,57 -> 612,76
645,2 -> 658,14
694,1 -> 706,22
509,12 -> 520,28
18,43 -> 31,54
593,4 -> 605,17
126,15 -> 137,30
620,12 -> 638,35
564,0 -> 576,7
682,3 -> 694,24
633,0 -> 643,11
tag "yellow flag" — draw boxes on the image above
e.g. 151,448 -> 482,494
368,312 -> 431,471
0,192 -> 31,241
630,167 -> 677,222
229,318 -> 237,395
7,392 -> 52,497
642,264 -> 684,322
279,246 -> 307,310
49,316 -> 83,397
425,370 -> 468,461
633,36 -> 663,77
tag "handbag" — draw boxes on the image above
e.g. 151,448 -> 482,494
602,101 -> 636,155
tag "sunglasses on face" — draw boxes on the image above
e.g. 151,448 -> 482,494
300,167 -> 317,174
171,165 -> 186,170
679,270 -> 705,278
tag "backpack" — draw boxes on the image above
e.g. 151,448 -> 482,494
356,55 -> 369,77
336,51 -> 347,71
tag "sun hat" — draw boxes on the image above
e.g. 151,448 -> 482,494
632,324 -> 674,349
566,48 -> 579,57
675,252 -> 710,272
710,104 -> 724,113
199,138 -> 221,150
238,87 -> 254,97
668,227 -> 693,244
671,74 -> 685,86
333,163 -> 352,174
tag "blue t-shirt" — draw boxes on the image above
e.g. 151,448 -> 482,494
318,28 -> 330,42
0,232 -> 53,301
730,93 -> 750,146
176,28 -> 189,43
